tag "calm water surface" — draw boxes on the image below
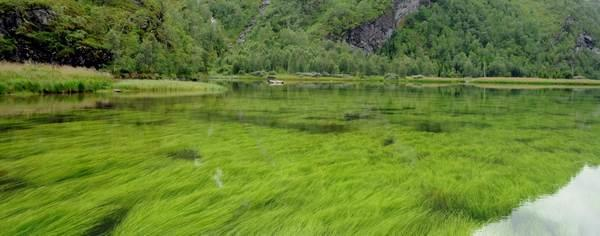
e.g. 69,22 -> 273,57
475,165 -> 600,236
1,82 -> 600,235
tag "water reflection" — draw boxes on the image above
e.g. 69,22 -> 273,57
475,166 -> 600,236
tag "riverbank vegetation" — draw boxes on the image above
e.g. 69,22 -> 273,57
0,63 -> 112,95
215,73 -> 600,86
469,77 -> 600,86
0,63 -> 227,95
113,80 -> 226,93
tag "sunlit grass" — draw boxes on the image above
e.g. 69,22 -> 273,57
0,62 -> 113,94
470,77 -> 600,85
113,80 -> 226,93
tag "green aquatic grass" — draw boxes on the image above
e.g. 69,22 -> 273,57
1,84 -> 600,235
0,63 -> 113,95
112,80 -> 226,93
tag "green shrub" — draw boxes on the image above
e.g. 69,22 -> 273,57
167,149 -> 200,161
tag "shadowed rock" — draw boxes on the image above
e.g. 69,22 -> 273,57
576,32 -> 600,54
344,0 -> 432,52
237,0 -> 271,44
0,3 -> 112,67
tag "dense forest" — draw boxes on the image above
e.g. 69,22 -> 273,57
1,0 -> 599,79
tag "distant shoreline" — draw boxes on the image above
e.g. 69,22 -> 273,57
210,74 -> 600,87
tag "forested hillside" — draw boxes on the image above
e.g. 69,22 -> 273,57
1,0 -> 599,79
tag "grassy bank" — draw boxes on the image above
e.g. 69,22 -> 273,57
0,63 -> 227,96
469,77 -> 600,85
112,80 -> 226,93
0,63 -> 113,95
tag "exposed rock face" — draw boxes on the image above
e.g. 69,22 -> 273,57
345,0 -> 428,53
0,7 -> 55,36
0,5 -> 111,68
577,33 -> 595,50
577,33 -> 594,49
237,0 -> 271,44
576,33 -> 600,54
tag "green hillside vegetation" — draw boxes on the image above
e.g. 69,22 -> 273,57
0,0 -> 599,79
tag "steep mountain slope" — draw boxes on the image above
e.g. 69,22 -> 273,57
0,0 -> 599,79
229,0 -> 600,78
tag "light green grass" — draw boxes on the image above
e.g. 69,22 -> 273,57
0,63 -> 113,95
1,84 -> 599,235
469,77 -> 600,85
112,80 -> 226,93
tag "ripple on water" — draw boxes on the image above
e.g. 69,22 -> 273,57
474,166 -> 600,236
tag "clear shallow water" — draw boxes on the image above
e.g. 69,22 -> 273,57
1,82 -> 600,235
475,166 -> 600,236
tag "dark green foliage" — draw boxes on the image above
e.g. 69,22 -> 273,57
343,112 -> 371,121
416,121 -> 444,133
168,148 -> 200,161
225,0 -> 600,78
383,137 -> 395,146
0,170 -> 27,192
382,0 -> 600,79
0,1 -> 112,67
85,207 -> 130,236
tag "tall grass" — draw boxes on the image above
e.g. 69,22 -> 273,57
0,62 -> 113,94
113,79 -> 226,93
470,77 -> 600,85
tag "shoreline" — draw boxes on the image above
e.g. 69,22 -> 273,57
209,74 -> 600,87
2,62 -> 600,96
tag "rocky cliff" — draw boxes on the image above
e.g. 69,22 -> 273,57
345,0 -> 428,52
237,0 -> 271,44
0,4 -> 111,68
577,33 -> 600,54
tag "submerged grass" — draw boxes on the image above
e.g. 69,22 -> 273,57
0,63 -> 113,95
1,85 -> 600,234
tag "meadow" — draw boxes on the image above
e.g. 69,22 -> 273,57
1,83 -> 599,235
